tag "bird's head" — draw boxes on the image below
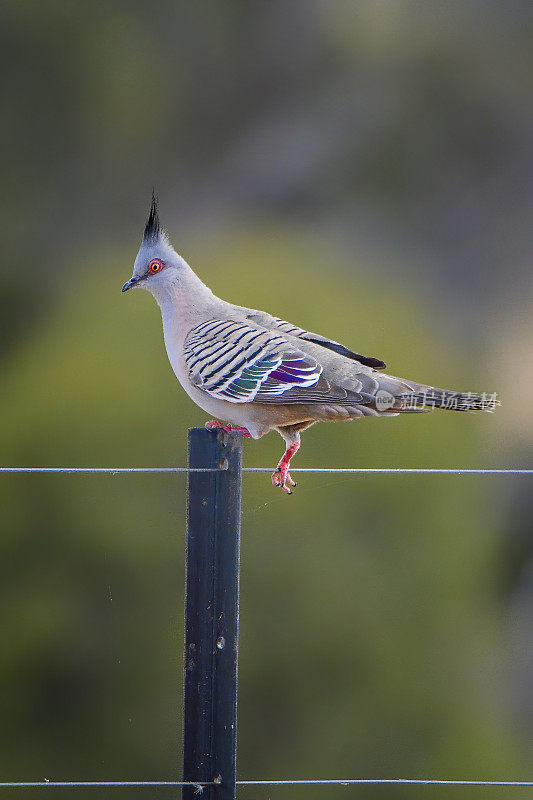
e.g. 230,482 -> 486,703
122,193 -> 186,298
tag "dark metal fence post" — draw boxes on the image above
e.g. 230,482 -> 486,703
183,428 -> 243,800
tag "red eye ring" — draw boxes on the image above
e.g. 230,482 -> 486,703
148,258 -> 164,274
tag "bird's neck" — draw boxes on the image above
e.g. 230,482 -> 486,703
155,264 -> 221,332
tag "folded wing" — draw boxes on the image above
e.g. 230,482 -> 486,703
184,319 -> 366,405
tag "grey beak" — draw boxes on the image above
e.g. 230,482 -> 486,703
122,276 -> 140,292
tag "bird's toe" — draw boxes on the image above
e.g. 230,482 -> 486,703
271,467 -> 295,494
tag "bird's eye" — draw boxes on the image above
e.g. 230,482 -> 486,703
149,259 -> 164,274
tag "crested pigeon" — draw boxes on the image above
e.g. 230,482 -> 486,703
122,196 -> 499,494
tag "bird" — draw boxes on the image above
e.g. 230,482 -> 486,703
122,195 -> 499,494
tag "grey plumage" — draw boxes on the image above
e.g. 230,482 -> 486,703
123,197 -> 499,493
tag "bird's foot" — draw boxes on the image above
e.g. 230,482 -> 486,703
271,465 -> 297,494
271,441 -> 300,495
205,420 -> 252,438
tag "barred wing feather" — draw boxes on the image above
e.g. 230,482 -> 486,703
184,319 -> 324,404
245,310 -> 386,369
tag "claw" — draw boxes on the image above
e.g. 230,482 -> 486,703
206,420 -> 232,433
271,439 -> 300,495
271,465 -> 295,494
205,420 -> 252,437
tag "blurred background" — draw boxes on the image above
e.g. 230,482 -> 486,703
1,1 -> 532,798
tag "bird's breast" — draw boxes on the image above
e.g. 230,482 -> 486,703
160,317 -> 227,417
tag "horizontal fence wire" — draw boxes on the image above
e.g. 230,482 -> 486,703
239,779 -> 533,787
0,467 -> 532,475
242,468 -> 533,475
1,778 -> 533,789
0,782 -> 207,789
0,467 -> 220,474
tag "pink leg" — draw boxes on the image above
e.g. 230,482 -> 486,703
272,440 -> 300,495
205,420 -> 252,438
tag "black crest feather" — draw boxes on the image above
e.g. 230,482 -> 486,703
143,191 -> 161,242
